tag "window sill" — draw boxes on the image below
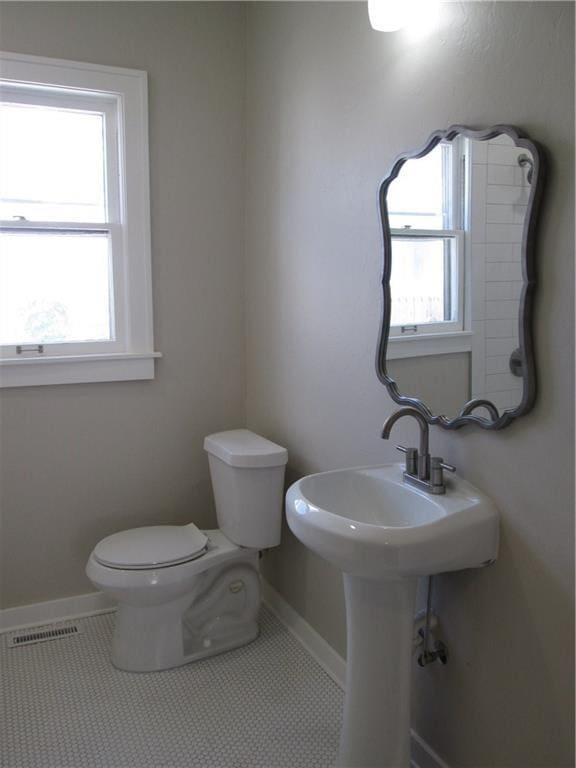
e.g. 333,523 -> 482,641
386,331 -> 473,360
0,352 -> 162,388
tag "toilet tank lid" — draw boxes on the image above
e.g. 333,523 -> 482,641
204,429 -> 288,468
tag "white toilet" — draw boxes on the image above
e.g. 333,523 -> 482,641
86,430 -> 288,672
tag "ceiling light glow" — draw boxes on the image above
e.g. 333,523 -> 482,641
368,0 -> 410,32
368,0 -> 440,33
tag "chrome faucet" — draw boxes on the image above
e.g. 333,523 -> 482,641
381,407 -> 455,495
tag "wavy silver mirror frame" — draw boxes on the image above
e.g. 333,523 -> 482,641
376,125 -> 546,430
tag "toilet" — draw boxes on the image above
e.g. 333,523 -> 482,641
86,430 -> 288,672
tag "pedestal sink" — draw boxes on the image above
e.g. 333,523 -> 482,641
286,463 -> 499,768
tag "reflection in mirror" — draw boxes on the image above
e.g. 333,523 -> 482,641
377,126 -> 544,430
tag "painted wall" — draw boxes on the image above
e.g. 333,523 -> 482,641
0,2 -> 247,607
245,3 -> 574,767
388,352 -> 470,418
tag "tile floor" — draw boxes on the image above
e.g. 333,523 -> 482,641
1,607 -> 343,768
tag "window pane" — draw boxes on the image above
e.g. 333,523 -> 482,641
387,144 -> 450,229
0,232 -> 112,344
390,237 -> 455,327
0,102 -> 106,222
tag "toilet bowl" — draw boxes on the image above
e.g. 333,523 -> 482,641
86,430 -> 288,672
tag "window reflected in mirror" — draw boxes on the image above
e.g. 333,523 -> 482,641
387,141 -> 464,338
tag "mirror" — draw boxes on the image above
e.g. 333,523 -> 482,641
376,125 -> 545,429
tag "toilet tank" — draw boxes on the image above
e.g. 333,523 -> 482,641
204,430 -> 288,549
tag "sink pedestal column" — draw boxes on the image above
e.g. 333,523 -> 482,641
337,574 -> 418,768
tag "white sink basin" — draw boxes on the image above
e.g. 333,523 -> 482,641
286,463 -> 499,580
285,463 -> 499,768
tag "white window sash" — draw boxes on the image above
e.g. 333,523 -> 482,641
388,229 -> 465,338
0,223 -> 123,358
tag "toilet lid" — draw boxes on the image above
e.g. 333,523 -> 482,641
93,524 -> 208,570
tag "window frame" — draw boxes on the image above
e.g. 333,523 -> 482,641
386,137 -> 472,359
0,52 -> 159,387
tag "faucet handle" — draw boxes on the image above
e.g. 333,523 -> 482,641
396,445 -> 418,476
432,457 -> 456,473
430,456 -> 456,492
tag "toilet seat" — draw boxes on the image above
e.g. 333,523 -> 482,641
93,523 -> 208,570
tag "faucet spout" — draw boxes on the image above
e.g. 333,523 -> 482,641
382,407 -> 430,480
382,407 -> 455,494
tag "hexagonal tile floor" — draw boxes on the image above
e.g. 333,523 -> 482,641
2,606 -> 343,768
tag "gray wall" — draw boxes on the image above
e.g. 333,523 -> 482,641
0,2 -> 574,766
388,352 -> 470,419
0,2 -> 247,607
245,3 -> 574,767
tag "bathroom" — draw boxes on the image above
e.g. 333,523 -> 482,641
0,2 -> 573,767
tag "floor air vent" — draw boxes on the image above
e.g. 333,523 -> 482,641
8,624 -> 82,648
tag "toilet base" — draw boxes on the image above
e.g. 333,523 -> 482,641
110,547 -> 261,672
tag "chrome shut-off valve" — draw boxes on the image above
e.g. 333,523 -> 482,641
417,630 -> 449,667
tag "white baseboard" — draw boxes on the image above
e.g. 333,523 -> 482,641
410,731 -> 452,768
261,579 -> 346,688
0,591 -> 115,633
261,580 -> 450,768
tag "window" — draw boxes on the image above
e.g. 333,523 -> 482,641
0,53 -> 158,387
387,140 -> 466,342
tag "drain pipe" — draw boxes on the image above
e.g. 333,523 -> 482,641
417,576 -> 448,666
